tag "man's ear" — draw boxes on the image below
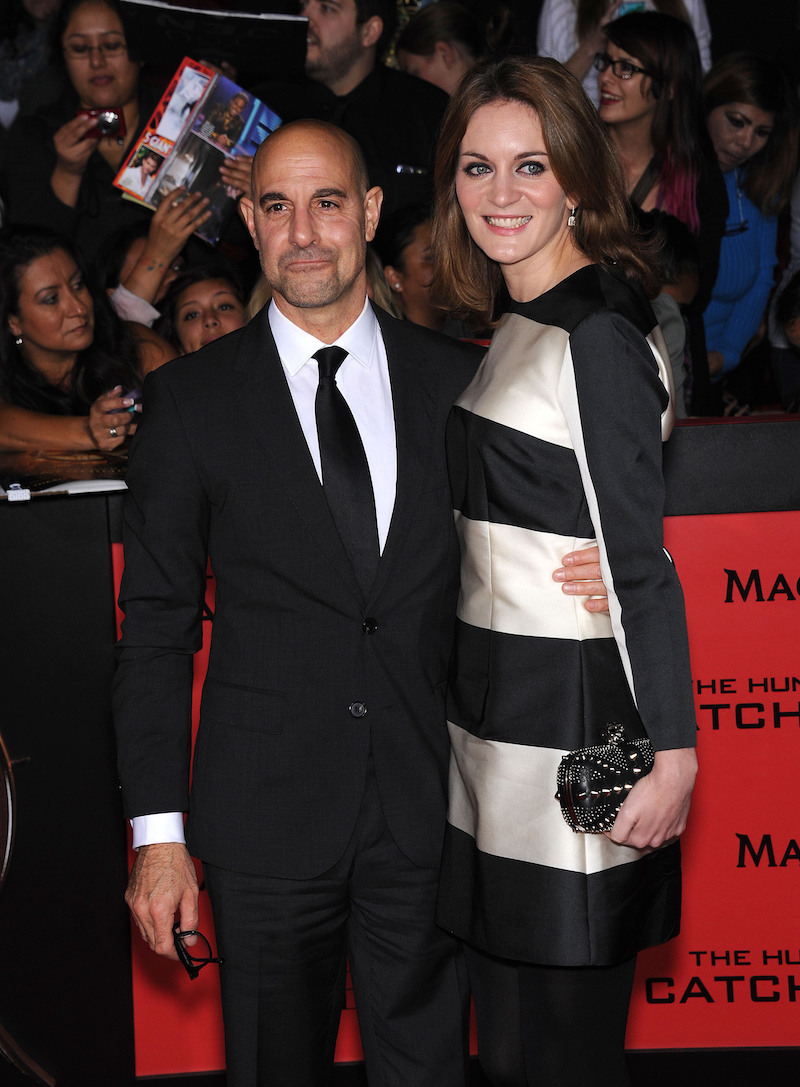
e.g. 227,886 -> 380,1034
359,15 -> 383,51
364,185 -> 383,243
240,196 -> 258,248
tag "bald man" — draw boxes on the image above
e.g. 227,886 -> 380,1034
114,120 -> 607,1087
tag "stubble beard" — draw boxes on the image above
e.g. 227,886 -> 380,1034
264,243 -> 365,311
305,31 -> 365,92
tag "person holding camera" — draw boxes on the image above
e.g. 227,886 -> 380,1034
0,0 -> 204,260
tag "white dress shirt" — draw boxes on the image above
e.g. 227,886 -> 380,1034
268,297 -> 397,550
131,296 -> 398,849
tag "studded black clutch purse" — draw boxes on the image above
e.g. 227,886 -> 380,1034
556,723 -> 655,833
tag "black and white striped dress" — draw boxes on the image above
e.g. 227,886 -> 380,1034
437,264 -> 697,968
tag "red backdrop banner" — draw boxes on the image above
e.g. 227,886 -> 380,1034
115,508 -> 800,1074
628,510 -> 800,1049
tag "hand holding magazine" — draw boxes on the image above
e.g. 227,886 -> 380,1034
113,57 -> 281,247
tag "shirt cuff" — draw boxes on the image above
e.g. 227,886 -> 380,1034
131,812 -> 186,850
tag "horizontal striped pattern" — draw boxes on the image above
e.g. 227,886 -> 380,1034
448,406 -> 596,537
447,620 -> 642,752
447,722 -> 648,874
438,824 -> 682,967
439,265 -> 691,966
454,514 -> 607,642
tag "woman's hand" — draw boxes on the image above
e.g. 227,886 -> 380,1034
53,114 -> 99,175
88,385 -> 140,450
218,155 -> 253,199
51,114 -> 99,206
150,188 -> 211,254
605,747 -> 698,850
122,189 -> 211,305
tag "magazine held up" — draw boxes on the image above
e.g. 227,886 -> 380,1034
113,56 -> 281,247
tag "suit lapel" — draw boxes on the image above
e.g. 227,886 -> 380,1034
369,308 -> 441,604
233,309 -> 365,601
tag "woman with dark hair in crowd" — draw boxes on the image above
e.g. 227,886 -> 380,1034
373,203 -> 468,334
2,0 -> 150,253
537,0 -> 711,109
702,53 -> 800,401
155,263 -> 247,356
433,54 -> 697,1086
396,2 -> 484,96
599,13 -> 709,227
0,224 -> 150,450
1,0 -> 211,261
598,10 -> 726,410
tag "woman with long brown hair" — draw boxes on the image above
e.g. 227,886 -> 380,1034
433,55 -> 697,1086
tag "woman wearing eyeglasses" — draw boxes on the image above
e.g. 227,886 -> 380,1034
536,0 -> 711,110
1,0 -> 206,261
598,11 -> 727,413
702,54 -> 799,407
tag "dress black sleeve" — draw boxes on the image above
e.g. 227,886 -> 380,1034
562,310 -> 697,751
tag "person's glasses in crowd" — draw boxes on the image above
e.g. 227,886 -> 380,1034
593,53 -> 650,80
63,38 -> 127,60
172,922 -> 224,980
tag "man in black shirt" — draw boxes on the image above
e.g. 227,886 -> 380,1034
251,0 -> 449,216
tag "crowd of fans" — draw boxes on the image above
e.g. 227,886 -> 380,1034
0,0 -> 798,451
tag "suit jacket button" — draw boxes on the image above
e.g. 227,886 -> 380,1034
362,618 -> 378,634
349,702 -> 367,718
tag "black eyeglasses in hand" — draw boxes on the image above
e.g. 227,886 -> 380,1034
172,922 -> 223,980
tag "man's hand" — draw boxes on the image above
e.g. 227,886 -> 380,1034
125,842 -> 200,959
553,545 -> 609,612
605,747 -> 698,851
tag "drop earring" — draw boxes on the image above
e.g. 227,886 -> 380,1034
14,336 -> 23,346
568,206 -> 577,228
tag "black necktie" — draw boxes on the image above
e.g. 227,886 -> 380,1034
314,346 -> 379,592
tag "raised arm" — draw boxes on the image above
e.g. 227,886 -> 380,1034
120,189 -> 211,307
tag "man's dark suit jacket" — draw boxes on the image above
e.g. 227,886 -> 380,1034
113,305 -> 482,880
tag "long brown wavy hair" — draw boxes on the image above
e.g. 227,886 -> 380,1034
433,55 -> 658,326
